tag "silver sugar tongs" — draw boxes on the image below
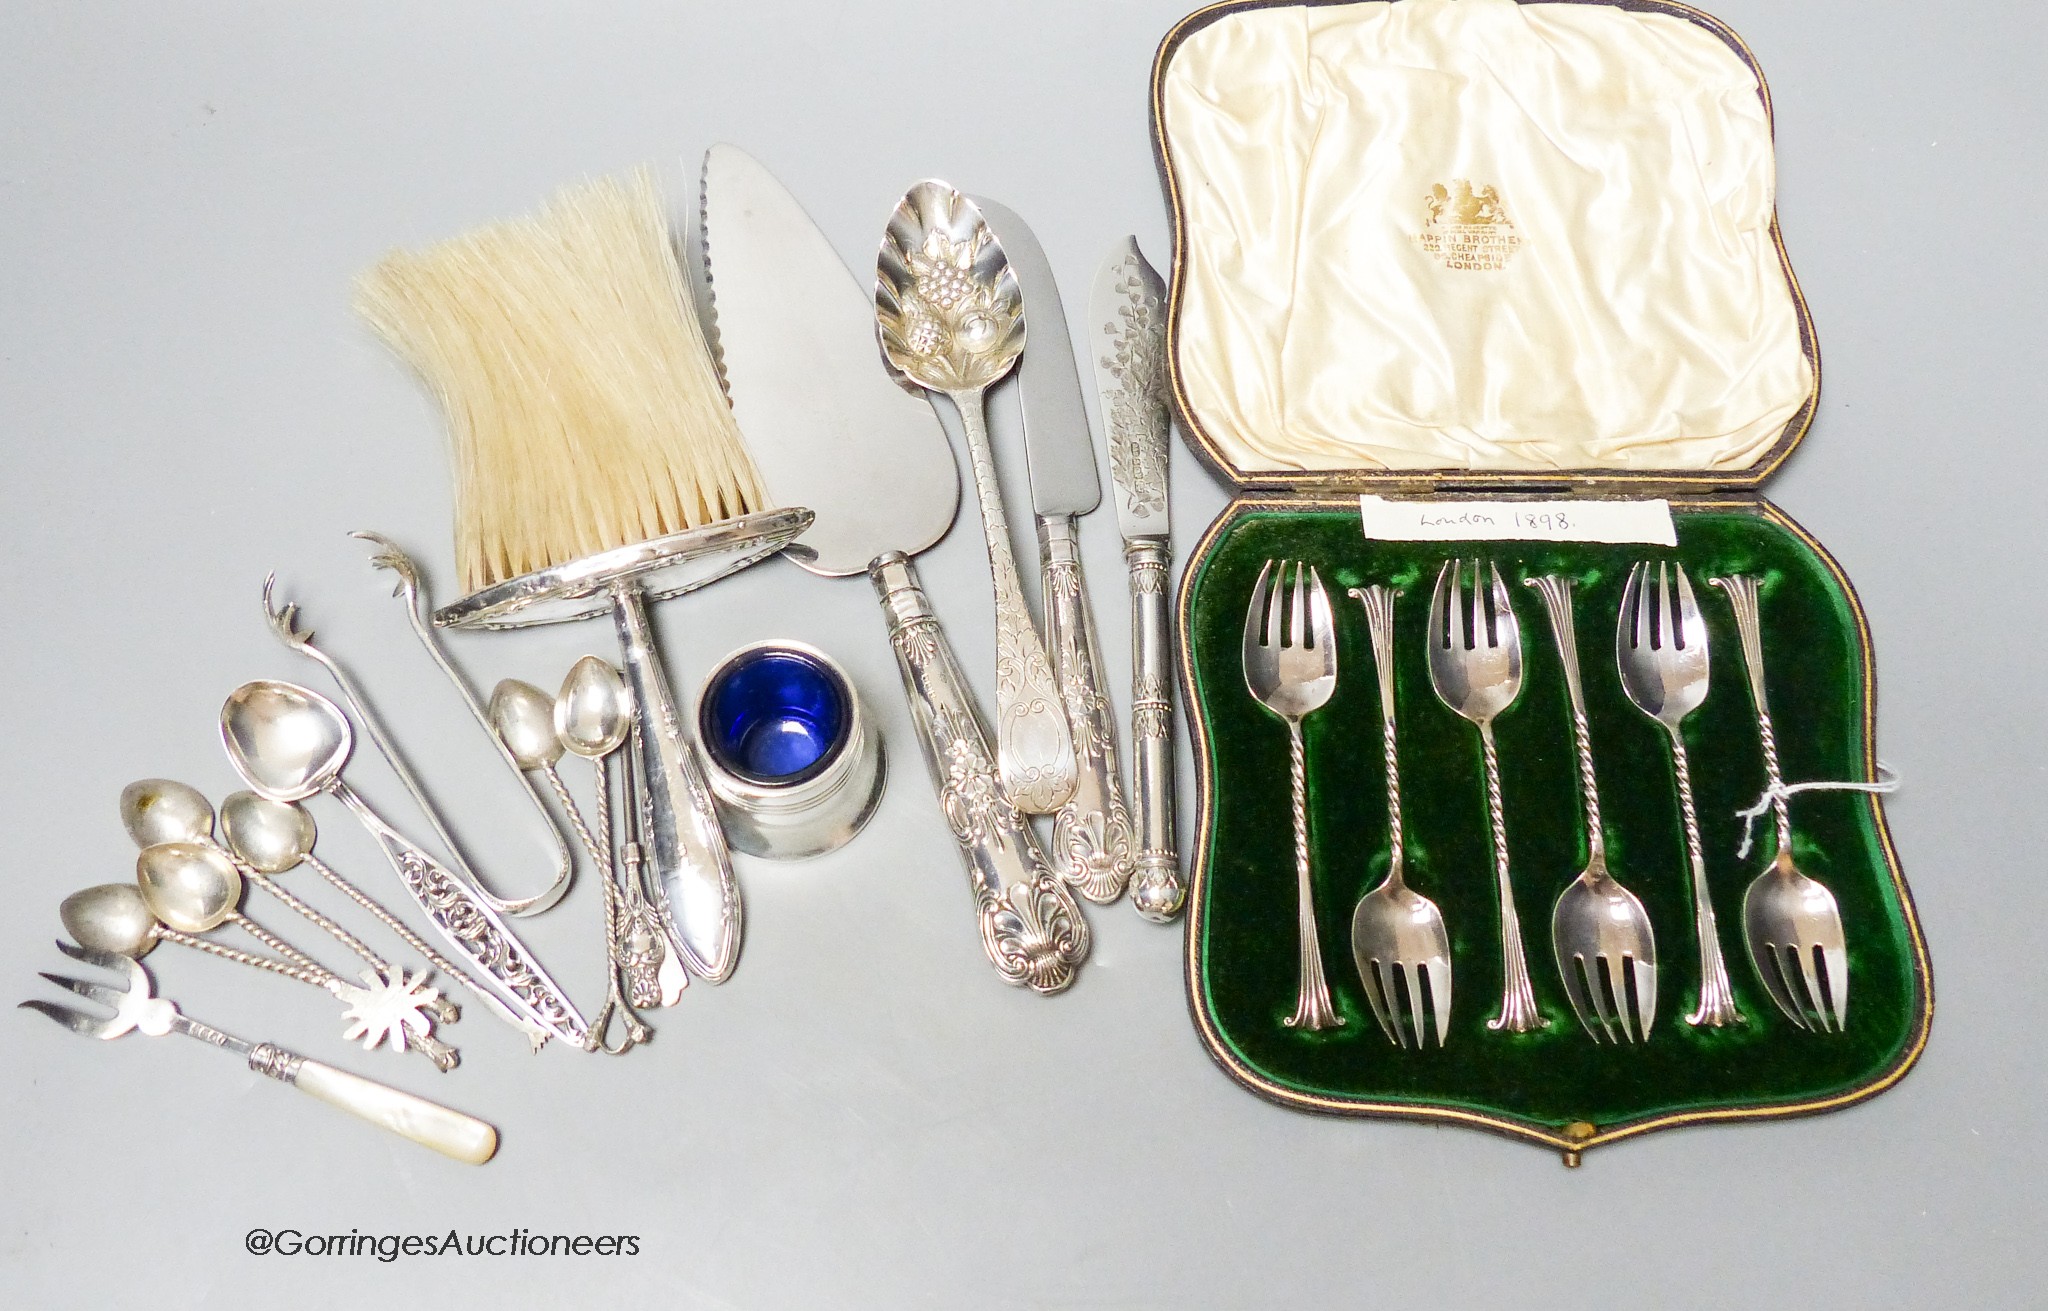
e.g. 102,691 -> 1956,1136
260,535 -> 573,917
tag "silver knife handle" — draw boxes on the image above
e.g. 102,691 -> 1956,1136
870,552 -> 1090,995
950,389 -> 1077,815
331,782 -> 588,1047
610,582 -> 742,984
1124,538 -> 1184,922
1038,515 -> 1135,905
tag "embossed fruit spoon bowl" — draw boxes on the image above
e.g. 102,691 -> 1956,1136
876,179 -> 1076,816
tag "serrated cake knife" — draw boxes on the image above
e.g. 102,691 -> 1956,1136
1090,239 -> 1185,922
974,198 -> 1136,908
694,145 -> 1090,994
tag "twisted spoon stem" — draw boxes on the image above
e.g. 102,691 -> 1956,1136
1479,724 -> 1543,1032
1670,731 -> 1741,1026
1283,720 -> 1341,1031
539,763 -> 648,1054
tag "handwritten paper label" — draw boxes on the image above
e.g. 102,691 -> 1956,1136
1357,495 -> 1677,546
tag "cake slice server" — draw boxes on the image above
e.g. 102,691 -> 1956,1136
693,145 -> 1089,994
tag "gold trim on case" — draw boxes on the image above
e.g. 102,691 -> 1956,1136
1148,0 -> 1823,496
1173,493 -> 1934,1161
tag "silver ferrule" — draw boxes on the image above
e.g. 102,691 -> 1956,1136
247,1041 -> 306,1084
871,551 -> 930,629
1037,515 -> 1079,563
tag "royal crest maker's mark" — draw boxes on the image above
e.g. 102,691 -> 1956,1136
1416,180 -> 1522,271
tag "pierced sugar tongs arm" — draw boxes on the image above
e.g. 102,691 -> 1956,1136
254,535 -> 574,918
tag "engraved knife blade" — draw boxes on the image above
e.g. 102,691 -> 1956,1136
1089,239 -> 1183,921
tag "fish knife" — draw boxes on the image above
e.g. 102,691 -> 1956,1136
1089,239 -> 1184,922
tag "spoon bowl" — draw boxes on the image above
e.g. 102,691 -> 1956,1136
136,840 -> 242,934
876,182 -> 1025,395
119,779 -> 215,848
489,680 -> 564,772
220,791 -> 316,875
221,681 -> 352,802
556,656 -> 630,759
61,883 -> 160,958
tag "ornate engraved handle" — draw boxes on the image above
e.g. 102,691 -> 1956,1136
333,782 -> 589,1048
949,389 -> 1077,815
1124,537 -> 1184,921
1038,515 -> 1135,905
609,582 -> 742,983
871,552 -> 1089,995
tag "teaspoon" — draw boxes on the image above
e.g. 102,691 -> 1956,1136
219,790 -> 468,1027
492,678 -> 649,1053
220,679 -> 586,1049
121,779 -> 455,1027
556,656 -> 687,1008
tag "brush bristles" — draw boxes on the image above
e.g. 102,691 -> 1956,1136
355,169 -> 766,594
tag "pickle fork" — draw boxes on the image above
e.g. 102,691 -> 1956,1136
22,939 -> 498,1163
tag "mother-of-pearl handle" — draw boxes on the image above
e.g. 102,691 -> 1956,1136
276,1052 -> 498,1164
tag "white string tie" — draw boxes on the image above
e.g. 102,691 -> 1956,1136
1734,761 -> 1900,859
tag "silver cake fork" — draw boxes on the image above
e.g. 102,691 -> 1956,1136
1242,560 -> 1343,1031
1713,574 -> 1849,1032
1347,583 -> 1452,1047
1617,561 -> 1742,1027
1426,560 -> 1546,1033
1527,574 -> 1659,1042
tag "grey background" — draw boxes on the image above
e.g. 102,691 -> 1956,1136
0,1 -> 2037,1306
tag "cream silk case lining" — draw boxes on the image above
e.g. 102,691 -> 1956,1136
1160,0 -> 1813,475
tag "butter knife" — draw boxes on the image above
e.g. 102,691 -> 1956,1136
975,199 -> 1135,906
1090,240 -> 1184,922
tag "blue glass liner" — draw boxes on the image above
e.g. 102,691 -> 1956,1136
699,647 -> 851,787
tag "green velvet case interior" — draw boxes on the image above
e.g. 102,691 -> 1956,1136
1181,497 -> 1928,1141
